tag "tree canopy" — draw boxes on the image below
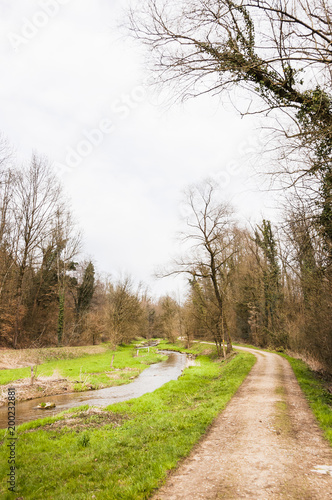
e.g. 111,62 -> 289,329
130,0 -> 332,258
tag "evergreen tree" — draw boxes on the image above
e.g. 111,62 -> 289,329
76,262 -> 95,317
255,220 -> 284,346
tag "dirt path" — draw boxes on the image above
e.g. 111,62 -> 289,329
152,347 -> 332,499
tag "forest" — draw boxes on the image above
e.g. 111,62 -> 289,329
0,137 -> 331,374
1,0 -> 332,375
0,3 -> 332,498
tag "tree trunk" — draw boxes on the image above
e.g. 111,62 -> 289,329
57,289 -> 65,345
209,253 -> 233,353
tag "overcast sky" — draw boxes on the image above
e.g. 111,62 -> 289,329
0,0 -> 278,298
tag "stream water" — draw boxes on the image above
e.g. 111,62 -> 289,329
0,351 -> 186,429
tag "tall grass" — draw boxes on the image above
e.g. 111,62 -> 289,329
0,344 -> 165,388
281,354 -> 332,446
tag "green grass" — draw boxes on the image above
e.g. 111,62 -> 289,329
280,354 -> 332,446
158,339 -> 219,356
0,367 -> 31,386
0,344 -> 166,389
0,346 -> 256,499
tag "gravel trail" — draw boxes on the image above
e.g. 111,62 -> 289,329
152,347 -> 332,499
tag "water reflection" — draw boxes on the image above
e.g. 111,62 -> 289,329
0,351 -> 186,429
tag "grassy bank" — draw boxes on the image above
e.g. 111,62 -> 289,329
158,339 -> 220,356
0,344 -> 255,499
281,354 -> 332,446
0,344 -> 108,370
0,344 -> 166,390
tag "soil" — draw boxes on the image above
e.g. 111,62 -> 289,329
27,407 -> 127,433
0,374 -> 76,407
152,347 -> 332,499
0,367 -> 138,408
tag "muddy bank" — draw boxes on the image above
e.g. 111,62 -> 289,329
0,376 -> 74,408
0,367 -> 137,408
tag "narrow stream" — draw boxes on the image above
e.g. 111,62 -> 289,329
0,351 -> 186,429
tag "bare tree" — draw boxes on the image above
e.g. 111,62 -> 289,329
0,143 -> 84,348
105,276 -> 144,344
0,135 -> 14,246
12,155 -> 62,346
168,181 -> 236,354
280,192 -> 332,367
52,206 -> 82,345
157,295 -> 181,343
0,134 -> 12,171
130,1 -> 332,106
0,169 -> 14,247
130,1 -> 332,251
0,136 -> 16,344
